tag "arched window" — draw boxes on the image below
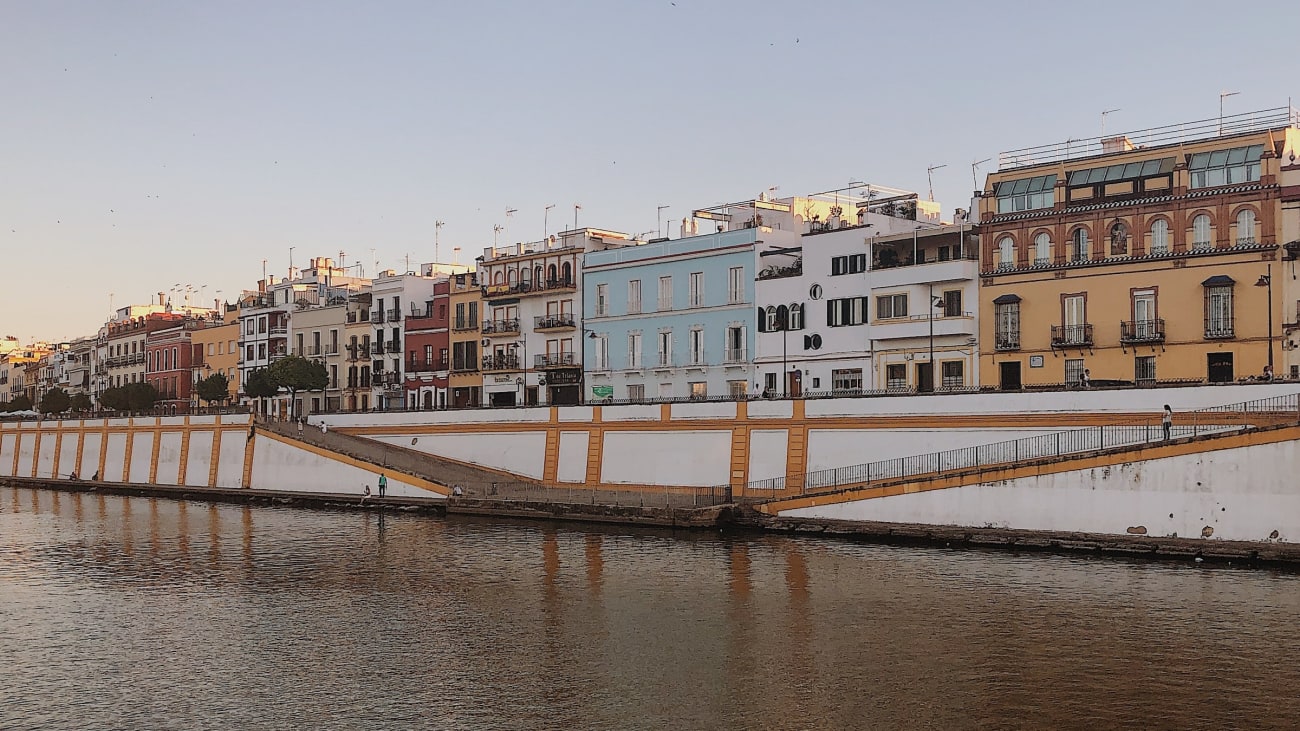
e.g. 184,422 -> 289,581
1071,228 -> 1089,262
765,306 -> 778,332
1192,214 -> 1212,249
561,261 -> 573,284
493,271 -> 504,285
547,264 -> 558,283
1235,209 -> 1256,245
1034,233 -> 1051,265
507,268 -> 517,286
1109,221 -> 1129,255
534,265 -> 543,283
520,266 -> 531,283
788,303 -> 804,330
1150,219 -> 1169,254
997,236 -> 1015,268
775,305 -> 789,331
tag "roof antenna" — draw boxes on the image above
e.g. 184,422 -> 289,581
1101,108 -> 1121,136
971,158 -> 991,192
926,164 -> 948,201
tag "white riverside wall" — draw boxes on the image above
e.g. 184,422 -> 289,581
248,437 -> 430,498
368,432 -> 547,480
782,440 -> 1300,543
601,431 -> 732,486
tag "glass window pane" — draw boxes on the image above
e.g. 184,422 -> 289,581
1189,152 -> 1210,170
1122,162 -> 1143,179
1104,165 -> 1125,182
994,181 -> 1012,196
1011,178 -> 1031,195
1027,175 -> 1046,193
1069,169 -> 1090,186
1246,162 -> 1260,181
1140,159 -> 1161,176
1246,144 -> 1264,162
1209,150 -> 1229,167
1226,146 -> 1247,165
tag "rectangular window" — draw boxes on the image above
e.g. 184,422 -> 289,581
658,276 -> 673,311
831,254 -> 867,275
941,361 -> 964,388
596,284 -> 608,316
657,331 -> 672,367
728,267 -> 744,304
593,335 -> 608,370
942,290 -> 962,317
725,326 -> 745,363
886,364 -> 907,390
995,302 -> 1020,350
728,380 -> 748,397
826,297 -> 869,327
1205,286 -> 1234,338
689,272 -> 704,307
994,174 -> 1056,213
1135,355 -> 1156,383
1188,145 -> 1263,189
832,368 -> 863,391
764,372 -> 777,393
875,294 -> 908,320
1065,358 -> 1085,384
207,343 -> 215,356
689,328 -> 704,365
259,317 -> 267,334
689,381 -> 707,399
628,280 -> 642,314
627,384 -> 645,401
627,333 -> 642,369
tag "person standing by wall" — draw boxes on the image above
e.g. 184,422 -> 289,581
1162,404 -> 1173,441
378,473 -> 387,497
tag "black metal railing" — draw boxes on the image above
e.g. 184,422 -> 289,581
1205,321 -> 1235,339
742,393 -> 1300,493
452,317 -> 478,331
407,358 -> 449,372
1120,319 -> 1165,343
535,353 -> 578,369
534,313 -> 576,330
995,332 -> 1020,351
482,319 -> 520,335
481,354 -> 520,371
1051,323 -> 1093,347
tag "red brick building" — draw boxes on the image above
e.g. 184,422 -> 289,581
146,318 -> 208,413
403,279 -> 451,409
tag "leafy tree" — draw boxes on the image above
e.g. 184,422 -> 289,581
125,382 -> 159,411
268,355 -> 328,417
243,368 -> 279,399
195,372 -> 231,405
99,386 -> 128,411
0,400 -> 9,412
8,395 -> 32,412
69,393 -> 93,413
38,387 -> 71,414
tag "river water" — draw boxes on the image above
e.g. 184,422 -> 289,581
3,487 -> 1300,730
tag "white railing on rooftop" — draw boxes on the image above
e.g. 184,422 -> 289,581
998,106 -> 1300,171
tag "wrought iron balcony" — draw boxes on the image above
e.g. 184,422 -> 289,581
481,354 -> 521,372
386,340 -> 400,353
369,312 -> 384,324
1051,324 -> 1093,347
724,347 -> 748,363
387,308 -> 402,322
994,331 -> 1020,351
370,341 -> 385,355
534,313 -> 576,330
407,358 -> 449,373
451,360 -> 479,373
482,318 -> 520,335
1120,319 -> 1165,344
452,317 -> 478,331
534,352 -> 578,369
1205,321 -> 1235,340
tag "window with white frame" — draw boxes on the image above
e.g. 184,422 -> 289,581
627,383 -> 644,401
593,334 -> 608,370
689,328 -> 704,365
874,294 -> 907,320
1189,145 -> 1263,189
628,279 -> 642,314
725,325 -> 745,363
886,364 -> 907,390
941,361 -> 964,388
728,267 -> 744,303
998,237 -> 1015,268
595,284 -> 608,316
688,272 -> 704,307
1205,285 -> 1234,338
788,303 -> 804,330
1034,233 -> 1051,265
657,331 -> 673,367
689,381 -> 707,399
1235,209 -> 1256,245
831,368 -> 863,391
1071,228 -> 1089,262
1150,219 -> 1169,254
1192,214 -> 1213,249
658,276 -> 673,311
627,332 -> 642,369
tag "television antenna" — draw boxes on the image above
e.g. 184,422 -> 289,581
926,164 -> 947,201
1101,108 -> 1121,136
494,224 -> 504,246
434,220 -> 445,263
971,158 -> 991,191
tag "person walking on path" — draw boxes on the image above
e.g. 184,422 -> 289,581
378,474 -> 387,497
1162,404 -> 1173,441
320,422 -> 328,435
1080,369 -> 1091,389
297,419 -> 304,438
360,484 -> 371,505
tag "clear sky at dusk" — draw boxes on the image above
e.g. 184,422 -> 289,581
3,0 -> 1298,340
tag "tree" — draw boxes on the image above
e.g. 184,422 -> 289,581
8,395 -> 32,412
195,372 -> 231,405
99,386 -> 128,411
124,382 -> 159,411
268,355 -> 328,417
243,368 -> 279,399
38,387 -> 70,414
69,393 -> 93,413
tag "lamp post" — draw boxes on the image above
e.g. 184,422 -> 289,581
580,329 -> 598,404
926,285 -> 944,392
1255,264 -> 1274,376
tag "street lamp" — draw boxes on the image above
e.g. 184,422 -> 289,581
580,329 -> 598,404
1255,264 -> 1274,376
926,285 -> 945,392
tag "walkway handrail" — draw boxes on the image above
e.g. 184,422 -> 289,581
746,392 -> 1300,493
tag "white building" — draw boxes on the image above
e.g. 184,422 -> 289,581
751,184 -> 977,394
368,268 -> 438,411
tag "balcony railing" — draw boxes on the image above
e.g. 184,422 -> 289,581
482,354 -> 521,372
407,358 -> 449,372
482,318 -> 520,335
1051,324 -> 1093,347
1120,319 -> 1165,344
1205,321 -> 1235,340
452,317 -> 478,331
370,312 -> 384,324
387,308 -> 402,322
534,313 -> 576,330
535,352 -> 578,369
269,324 -> 288,335
995,332 -> 1020,351
724,348 -> 748,363
386,340 -> 400,353
451,360 -> 479,373
269,350 -> 290,361
370,341 -> 385,355
346,312 -> 358,324
483,277 -> 577,298
756,260 -> 802,280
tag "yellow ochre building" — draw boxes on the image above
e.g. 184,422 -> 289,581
978,106 -> 1300,389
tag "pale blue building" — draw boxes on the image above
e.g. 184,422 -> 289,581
582,229 -> 770,401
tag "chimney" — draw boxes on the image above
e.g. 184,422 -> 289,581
1101,135 -> 1135,154
158,292 -> 166,306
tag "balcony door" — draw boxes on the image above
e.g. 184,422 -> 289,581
1133,290 -> 1156,340
916,362 -> 934,393
1063,294 -> 1086,343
